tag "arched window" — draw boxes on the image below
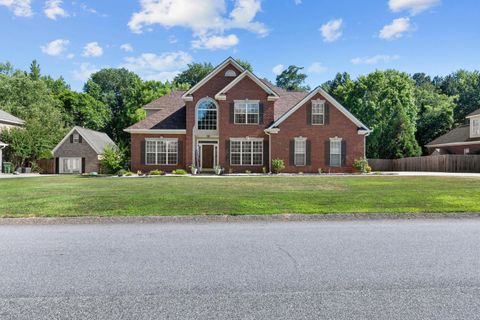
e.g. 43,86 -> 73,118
225,69 -> 236,77
197,98 -> 217,130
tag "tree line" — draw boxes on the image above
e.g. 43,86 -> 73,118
0,59 -> 479,167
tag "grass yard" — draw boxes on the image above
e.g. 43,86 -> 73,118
0,175 -> 479,218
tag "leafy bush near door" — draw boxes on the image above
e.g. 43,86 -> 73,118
100,145 -> 126,174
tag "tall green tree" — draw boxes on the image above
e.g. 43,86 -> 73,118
235,58 -> 253,72
0,72 -> 67,165
29,59 -> 41,81
173,62 -> 214,87
84,68 -> 144,146
413,73 -> 456,153
276,65 -> 310,92
437,70 -> 480,123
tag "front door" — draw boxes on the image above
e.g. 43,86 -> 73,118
202,145 -> 214,169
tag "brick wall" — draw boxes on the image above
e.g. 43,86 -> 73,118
271,92 -> 365,173
130,133 -> 187,173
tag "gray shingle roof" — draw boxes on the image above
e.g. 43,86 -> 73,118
426,124 -> 480,146
74,126 -> 116,154
0,109 -> 25,125
467,108 -> 480,118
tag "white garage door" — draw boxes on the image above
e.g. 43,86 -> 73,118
59,157 -> 82,174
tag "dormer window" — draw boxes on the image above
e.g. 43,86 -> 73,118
471,118 -> 480,137
312,100 -> 325,125
73,133 -> 80,143
225,70 -> 236,77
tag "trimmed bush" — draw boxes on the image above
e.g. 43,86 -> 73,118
149,169 -> 164,176
173,169 -> 188,175
272,159 -> 285,174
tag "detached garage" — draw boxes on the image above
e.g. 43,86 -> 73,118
52,126 -> 116,174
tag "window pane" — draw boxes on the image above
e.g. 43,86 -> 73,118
231,153 -> 241,165
247,113 -> 258,124
235,114 -> 246,124
231,141 -> 241,152
157,153 -> 167,165
242,141 -> 252,153
253,153 -> 263,165
295,154 -> 305,166
197,100 -> 217,130
312,114 -> 324,125
146,153 -> 156,164
330,154 -> 341,166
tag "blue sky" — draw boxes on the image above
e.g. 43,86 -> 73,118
0,0 -> 479,91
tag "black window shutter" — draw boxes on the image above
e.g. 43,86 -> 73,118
140,140 -> 146,165
70,134 -> 74,143
307,104 -> 312,125
177,140 -> 183,165
341,140 -> 347,166
259,103 -> 264,124
225,140 -> 230,164
230,103 -> 235,124
263,139 -> 269,167
324,141 -> 330,166
306,140 -> 311,166
289,140 -> 295,166
79,135 -> 83,143
324,104 -> 330,125
81,158 -> 85,173
55,157 -> 59,174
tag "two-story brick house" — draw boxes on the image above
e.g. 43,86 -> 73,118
125,57 -> 371,173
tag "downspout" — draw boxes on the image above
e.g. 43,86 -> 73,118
364,130 -> 372,159
265,131 -> 272,173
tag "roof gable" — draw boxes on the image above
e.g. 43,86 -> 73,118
214,70 -> 280,101
181,57 -> 244,101
53,126 -> 116,154
268,86 -> 371,133
0,109 -> 25,126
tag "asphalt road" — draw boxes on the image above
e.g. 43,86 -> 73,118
1,219 -> 480,319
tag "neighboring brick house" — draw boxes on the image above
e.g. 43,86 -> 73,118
125,57 -> 371,173
52,126 -> 116,174
426,108 -> 480,155
0,109 -> 25,173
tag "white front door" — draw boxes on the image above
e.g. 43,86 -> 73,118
60,157 -> 82,174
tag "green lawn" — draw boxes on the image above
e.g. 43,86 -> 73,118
0,175 -> 479,218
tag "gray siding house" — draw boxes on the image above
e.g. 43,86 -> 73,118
52,126 -> 116,174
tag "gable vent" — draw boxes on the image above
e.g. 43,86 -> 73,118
225,70 -> 237,77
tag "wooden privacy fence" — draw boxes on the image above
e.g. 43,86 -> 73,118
37,159 -> 55,174
368,155 -> 480,173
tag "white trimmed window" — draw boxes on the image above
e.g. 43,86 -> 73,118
145,139 -> 178,165
230,139 -> 263,165
73,133 -> 80,143
312,100 -> 325,125
294,138 -> 307,166
225,69 -> 236,77
330,138 -> 342,167
472,119 -> 480,137
197,99 -> 217,130
234,100 -> 259,124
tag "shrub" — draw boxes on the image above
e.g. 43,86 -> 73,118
353,158 -> 370,173
100,145 -> 125,174
149,169 -> 163,176
124,171 -> 133,176
173,169 -> 188,175
262,167 -> 267,174
116,169 -> 127,177
271,159 -> 285,174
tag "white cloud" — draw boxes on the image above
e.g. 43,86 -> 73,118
72,62 -> 99,82
272,64 -> 284,76
121,51 -> 193,81
120,43 -> 134,52
0,0 -> 32,17
191,34 -> 239,50
320,19 -> 343,42
389,0 -> 440,15
307,62 -> 328,74
351,54 -> 400,65
40,39 -> 69,56
44,0 -> 68,20
379,17 -> 412,40
82,42 -> 104,57
128,0 -> 268,50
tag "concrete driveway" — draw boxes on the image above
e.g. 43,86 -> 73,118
1,219 -> 480,319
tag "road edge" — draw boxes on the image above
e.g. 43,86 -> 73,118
1,212 -> 480,225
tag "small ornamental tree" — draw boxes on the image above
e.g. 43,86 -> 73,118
100,145 -> 125,174
272,159 -> 285,174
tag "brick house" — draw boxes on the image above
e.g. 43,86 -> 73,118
52,126 -> 116,174
426,108 -> 480,155
125,57 -> 371,173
